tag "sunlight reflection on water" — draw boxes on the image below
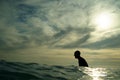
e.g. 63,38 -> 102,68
78,67 -> 107,80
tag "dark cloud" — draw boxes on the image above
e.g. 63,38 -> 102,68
81,34 -> 120,49
56,34 -> 91,49
16,4 -> 37,22
50,26 -> 93,48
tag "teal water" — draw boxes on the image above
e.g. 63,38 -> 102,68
0,60 -> 119,80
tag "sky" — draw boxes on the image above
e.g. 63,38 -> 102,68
0,0 -> 120,67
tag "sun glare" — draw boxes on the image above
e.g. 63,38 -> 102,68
83,68 -> 107,80
93,12 -> 114,30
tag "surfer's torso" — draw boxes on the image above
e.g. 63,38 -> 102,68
78,57 -> 88,67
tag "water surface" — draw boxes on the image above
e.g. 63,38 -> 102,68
0,60 -> 119,80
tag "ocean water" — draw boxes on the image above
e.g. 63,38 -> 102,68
0,60 -> 119,80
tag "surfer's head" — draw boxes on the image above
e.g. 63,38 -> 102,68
74,50 -> 81,59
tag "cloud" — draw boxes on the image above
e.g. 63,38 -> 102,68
0,0 -> 120,52
82,34 -> 120,49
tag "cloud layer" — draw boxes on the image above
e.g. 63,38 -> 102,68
0,0 -> 120,51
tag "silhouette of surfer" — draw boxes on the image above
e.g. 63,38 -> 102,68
74,50 -> 88,67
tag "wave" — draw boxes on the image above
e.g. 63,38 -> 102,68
0,60 -> 119,80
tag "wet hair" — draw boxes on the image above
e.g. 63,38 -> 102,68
74,50 -> 81,56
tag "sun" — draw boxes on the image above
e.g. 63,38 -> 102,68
95,13 -> 111,28
92,12 -> 114,30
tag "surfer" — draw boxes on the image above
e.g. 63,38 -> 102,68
74,50 -> 88,67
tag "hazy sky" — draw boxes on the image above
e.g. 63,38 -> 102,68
0,0 -> 120,67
